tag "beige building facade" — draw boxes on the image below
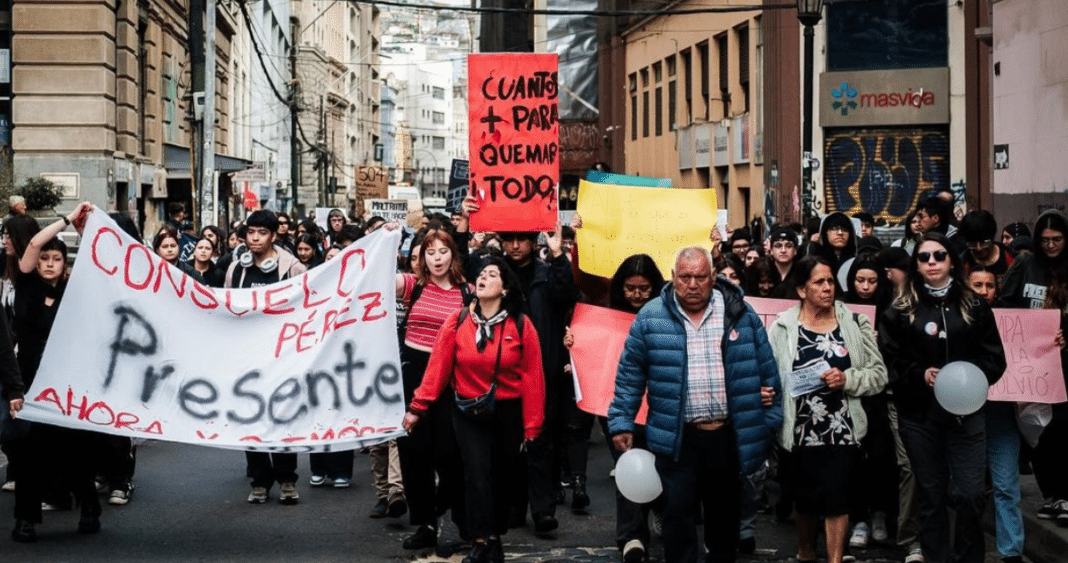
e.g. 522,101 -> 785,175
622,0 -> 764,228
10,0 -> 245,233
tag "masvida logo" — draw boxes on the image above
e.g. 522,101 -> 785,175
830,82 -> 858,116
830,81 -> 937,114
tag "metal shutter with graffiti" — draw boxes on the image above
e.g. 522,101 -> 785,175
823,127 -> 949,223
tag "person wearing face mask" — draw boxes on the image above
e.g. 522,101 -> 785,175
392,228 -> 473,550
878,233 -> 1006,563
999,209 -> 1068,529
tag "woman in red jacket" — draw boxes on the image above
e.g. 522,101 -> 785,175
403,257 -> 545,563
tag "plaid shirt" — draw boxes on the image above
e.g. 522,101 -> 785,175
675,289 -> 729,422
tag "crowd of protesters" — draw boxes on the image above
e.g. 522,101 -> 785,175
0,191 -> 1063,563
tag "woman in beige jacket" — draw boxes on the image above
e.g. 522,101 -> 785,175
768,255 -> 888,563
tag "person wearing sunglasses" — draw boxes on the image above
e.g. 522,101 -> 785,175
878,232 -> 1006,563
1000,208 -> 1068,530
959,210 -> 1013,285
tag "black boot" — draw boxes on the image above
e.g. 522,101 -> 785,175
462,540 -> 493,563
11,520 -> 36,543
78,514 -> 101,534
571,475 -> 590,512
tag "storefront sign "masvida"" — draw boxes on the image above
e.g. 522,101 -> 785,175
860,89 -> 935,108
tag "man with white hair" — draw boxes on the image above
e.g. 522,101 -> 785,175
8,196 -> 25,218
608,246 -> 782,563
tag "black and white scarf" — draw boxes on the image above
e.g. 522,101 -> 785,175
472,308 -> 508,352
924,279 -> 953,300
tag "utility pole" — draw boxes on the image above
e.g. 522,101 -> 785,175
319,96 -> 325,206
201,0 -> 216,229
290,18 -> 300,215
189,0 -> 204,226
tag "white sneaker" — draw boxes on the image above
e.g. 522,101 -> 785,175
905,546 -> 925,563
622,539 -> 645,563
871,511 -> 888,542
279,482 -> 299,504
849,522 -> 870,548
1,481 -> 14,492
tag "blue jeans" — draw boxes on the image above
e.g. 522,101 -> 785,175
656,425 -> 741,563
739,462 -> 768,541
986,402 -> 1024,558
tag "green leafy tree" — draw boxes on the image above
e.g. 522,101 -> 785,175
16,177 -> 63,210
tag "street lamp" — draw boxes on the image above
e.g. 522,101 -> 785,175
797,0 -> 824,221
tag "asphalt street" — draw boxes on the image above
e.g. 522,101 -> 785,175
0,429 -> 978,563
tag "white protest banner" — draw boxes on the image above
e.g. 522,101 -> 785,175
366,199 -> 409,224
20,208 -> 405,452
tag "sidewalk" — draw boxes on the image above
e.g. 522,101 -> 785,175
1019,474 -> 1068,563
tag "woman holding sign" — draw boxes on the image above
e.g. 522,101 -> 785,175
1000,208 -> 1068,526
9,203 -> 101,542
402,257 -> 545,563
767,255 -> 888,563
878,232 -> 1006,563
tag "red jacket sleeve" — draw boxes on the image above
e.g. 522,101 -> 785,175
519,315 -> 546,440
409,309 -> 460,414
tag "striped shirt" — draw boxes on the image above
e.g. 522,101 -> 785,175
400,273 -> 469,352
675,289 -> 729,422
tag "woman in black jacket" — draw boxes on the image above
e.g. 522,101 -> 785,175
878,232 -> 1006,563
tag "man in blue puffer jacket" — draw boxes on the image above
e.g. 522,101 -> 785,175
608,246 -> 782,563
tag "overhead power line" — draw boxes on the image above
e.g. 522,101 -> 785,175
343,0 -> 796,17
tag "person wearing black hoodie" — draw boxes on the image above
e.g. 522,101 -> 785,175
1000,208 -> 1068,526
841,255 -> 896,548
809,212 -> 857,292
496,226 -> 580,535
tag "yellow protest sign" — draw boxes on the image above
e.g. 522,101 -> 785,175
576,180 -> 718,278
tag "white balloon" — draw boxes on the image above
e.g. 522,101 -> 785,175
615,448 -> 662,504
933,361 -> 989,415
836,257 -> 855,294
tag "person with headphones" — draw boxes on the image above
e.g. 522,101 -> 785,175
224,210 -> 308,505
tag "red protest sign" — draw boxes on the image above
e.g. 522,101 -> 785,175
468,53 -> 559,232
570,303 -> 648,424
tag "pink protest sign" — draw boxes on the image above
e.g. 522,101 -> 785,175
989,308 -> 1067,403
570,303 -> 648,424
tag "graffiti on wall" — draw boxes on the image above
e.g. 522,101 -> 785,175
823,128 -> 949,223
